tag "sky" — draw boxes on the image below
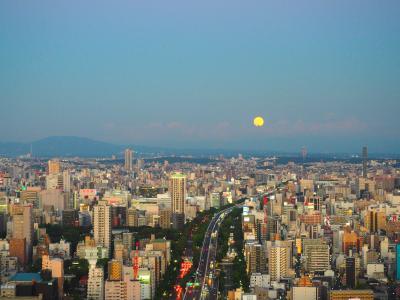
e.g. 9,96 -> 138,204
1,1 -> 400,153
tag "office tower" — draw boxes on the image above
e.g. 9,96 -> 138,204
169,172 -> 186,229
127,207 -> 138,227
346,256 -> 356,288
88,266 -> 104,300
63,170 -> 71,192
362,146 -> 368,178
342,230 -> 358,255
124,149 -> 133,171
48,159 -> 61,175
94,200 -> 111,254
159,208 -> 172,229
267,215 -> 280,241
20,187 -> 41,208
396,244 -> 400,281
269,246 -> 288,281
122,232 -> 134,254
12,204 -> 33,262
244,242 -> 267,274
9,238 -> 26,266
108,260 -> 123,281
304,243 -> 330,273
365,209 -> 386,233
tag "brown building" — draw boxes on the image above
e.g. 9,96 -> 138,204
343,230 -> 359,255
300,213 -> 322,225
9,238 -> 26,266
330,290 -> 373,300
159,208 -> 172,229
48,159 -> 61,175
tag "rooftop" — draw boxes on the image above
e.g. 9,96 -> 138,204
10,273 -> 42,283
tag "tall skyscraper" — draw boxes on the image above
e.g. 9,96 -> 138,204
124,149 -> 133,171
12,204 -> 33,262
169,172 -> 187,229
345,256 -> 356,288
244,241 -> 267,274
362,146 -> 368,178
48,159 -> 61,175
63,170 -> 71,192
269,246 -> 288,281
94,200 -> 111,255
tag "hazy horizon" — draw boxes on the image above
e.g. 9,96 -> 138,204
1,1 -> 400,153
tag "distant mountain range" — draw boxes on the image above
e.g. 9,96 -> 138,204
0,136 -> 246,158
0,136 -> 398,159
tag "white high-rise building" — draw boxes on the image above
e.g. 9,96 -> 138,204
269,246 -> 288,281
88,266 -> 104,300
94,200 -> 111,254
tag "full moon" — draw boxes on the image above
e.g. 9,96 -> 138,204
253,116 -> 264,127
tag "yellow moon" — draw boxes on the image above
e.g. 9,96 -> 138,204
253,116 -> 264,127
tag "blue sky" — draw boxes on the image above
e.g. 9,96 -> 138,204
1,1 -> 399,153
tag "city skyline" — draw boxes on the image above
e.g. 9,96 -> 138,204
1,1 -> 400,153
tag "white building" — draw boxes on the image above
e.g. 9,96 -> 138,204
49,239 -> 71,259
94,200 -> 111,254
291,286 -> 318,300
87,266 -> 104,300
250,273 -> 270,288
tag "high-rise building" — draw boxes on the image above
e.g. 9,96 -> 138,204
342,230 -> 358,255
63,170 -> 71,192
94,200 -> 111,254
269,246 -> 288,281
105,280 -> 127,300
159,208 -> 172,229
48,159 -> 61,175
88,266 -> 104,300
365,208 -> 386,233
108,260 -> 123,281
9,238 -> 26,266
12,204 -> 33,262
124,149 -> 133,171
127,207 -> 138,227
304,243 -> 330,273
244,242 -> 267,274
362,146 -> 368,178
345,256 -> 356,288
169,172 -> 186,229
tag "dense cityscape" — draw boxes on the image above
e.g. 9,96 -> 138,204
0,147 -> 398,300
2,1 -> 400,299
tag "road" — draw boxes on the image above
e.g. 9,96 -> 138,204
184,204 -> 241,300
